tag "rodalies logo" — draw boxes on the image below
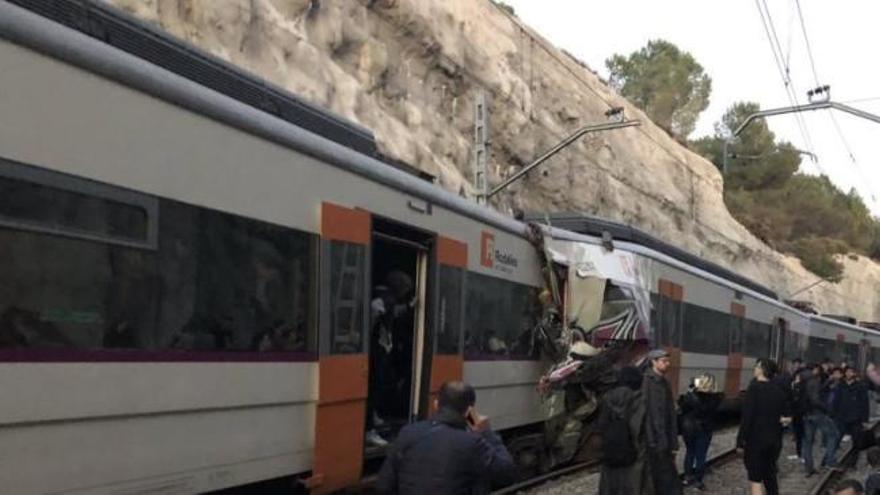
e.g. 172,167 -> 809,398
480,231 -> 518,273
480,232 -> 495,267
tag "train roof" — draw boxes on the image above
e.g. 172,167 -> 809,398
528,212 -> 779,300
6,0 -> 378,156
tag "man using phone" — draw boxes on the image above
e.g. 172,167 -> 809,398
377,381 -> 517,494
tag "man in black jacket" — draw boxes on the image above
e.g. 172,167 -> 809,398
643,348 -> 682,495
803,365 -> 842,476
836,367 -> 870,467
377,381 -> 516,494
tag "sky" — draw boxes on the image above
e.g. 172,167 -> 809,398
504,0 -> 880,214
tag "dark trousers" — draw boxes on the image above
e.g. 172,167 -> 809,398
683,430 -> 713,481
840,421 -> 865,467
649,449 -> 683,495
792,415 -> 805,457
803,413 -> 840,471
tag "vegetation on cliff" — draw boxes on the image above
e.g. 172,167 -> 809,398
693,102 -> 880,282
606,40 -> 712,139
607,41 -> 880,282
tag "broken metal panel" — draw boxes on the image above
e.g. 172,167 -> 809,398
546,237 -> 654,346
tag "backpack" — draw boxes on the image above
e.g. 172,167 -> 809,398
603,408 -> 637,468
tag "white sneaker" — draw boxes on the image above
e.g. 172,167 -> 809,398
787,454 -> 800,460
365,429 -> 389,447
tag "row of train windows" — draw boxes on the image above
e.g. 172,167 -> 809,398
651,295 -> 774,357
0,159 -> 541,358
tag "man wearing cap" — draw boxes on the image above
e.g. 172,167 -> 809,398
643,348 -> 683,494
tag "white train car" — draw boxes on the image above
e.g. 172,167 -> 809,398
0,1 -> 548,493
545,217 -> 880,400
3,2 -> 880,494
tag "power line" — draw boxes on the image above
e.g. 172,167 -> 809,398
792,0 -> 880,208
794,0 -> 821,87
755,0 -> 821,174
840,96 -> 880,105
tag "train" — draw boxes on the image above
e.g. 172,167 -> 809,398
1,1 -> 879,493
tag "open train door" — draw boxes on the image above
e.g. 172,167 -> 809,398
311,202 -> 371,493
771,318 -> 787,365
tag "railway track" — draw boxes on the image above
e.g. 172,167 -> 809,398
809,421 -> 880,495
495,444 -> 740,494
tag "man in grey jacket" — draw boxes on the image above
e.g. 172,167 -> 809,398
643,348 -> 683,494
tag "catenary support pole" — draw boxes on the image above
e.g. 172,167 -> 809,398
486,120 -> 640,200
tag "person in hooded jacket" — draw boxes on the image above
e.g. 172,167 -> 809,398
598,366 -> 651,495
835,367 -> 870,468
679,373 -> 724,490
377,381 -> 516,494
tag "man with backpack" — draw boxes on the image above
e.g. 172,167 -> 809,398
598,366 -> 648,494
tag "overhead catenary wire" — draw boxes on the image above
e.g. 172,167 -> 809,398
793,0 -> 879,207
755,0 -> 823,175
794,0 -> 821,88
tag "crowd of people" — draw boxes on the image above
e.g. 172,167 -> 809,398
596,353 -> 878,495
374,352 -> 879,495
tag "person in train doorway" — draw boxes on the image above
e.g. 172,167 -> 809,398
366,285 -> 395,448
736,358 -> 791,495
597,366 -> 650,495
803,363 -> 842,476
643,348 -> 683,495
386,270 -> 416,418
835,366 -> 870,468
376,381 -> 517,494
678,373 -> 723,491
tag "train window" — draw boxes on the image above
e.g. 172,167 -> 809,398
328,241 -> 366,354
807,336 -> 836,363
0,159 -> 157,249
464,272 -> 540,359
681,304 -> 730,355
0,168 -> 317,357
658,296 -> 682,347
743,320 -> 772,358
783,331 -> 803,361
843,342 -> 860,366
437,265 -> 464,354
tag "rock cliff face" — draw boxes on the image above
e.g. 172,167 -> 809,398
105,0 -> 880,320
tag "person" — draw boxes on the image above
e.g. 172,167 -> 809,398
787,359 -> 806,459
678,373 -> 723,490
804,364 -> 842,476
835,367 -> 870,467
598,366 -> 650,495
386,271 -> 416,417
376,381 -> 516,494
864,446 -> 880,495
822,358 -> 834,378
736,358 -> 791,495
366,285 -> 394,447
834,479 -> 865,495
643,348 -> 682,495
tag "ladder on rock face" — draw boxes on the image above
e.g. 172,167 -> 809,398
332,243 -> 363,353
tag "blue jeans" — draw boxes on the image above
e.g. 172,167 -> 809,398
803,413 -> 840,471
683,430 -> 712,481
